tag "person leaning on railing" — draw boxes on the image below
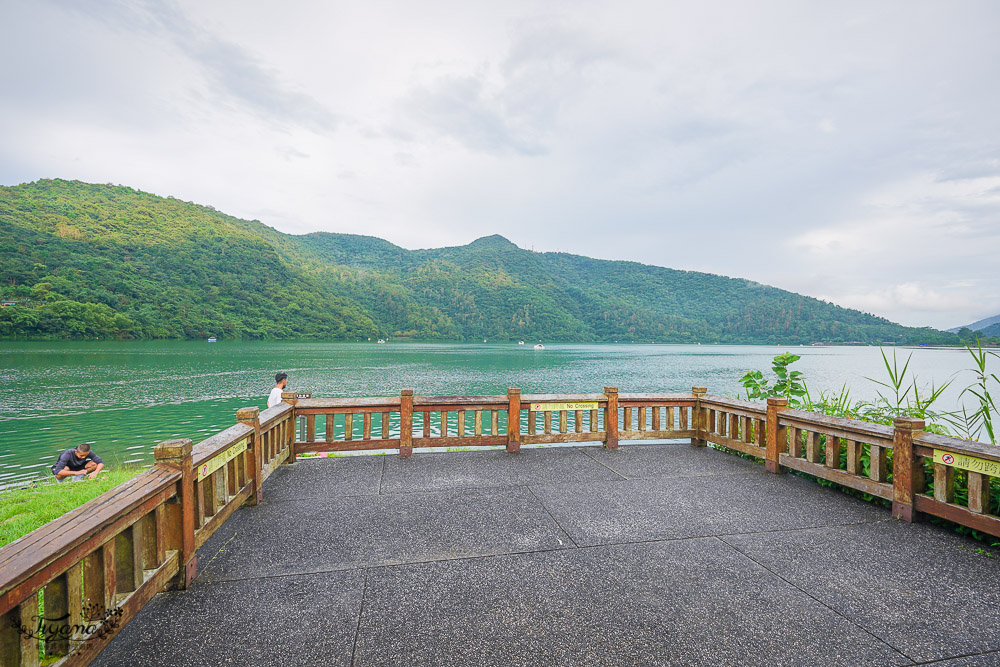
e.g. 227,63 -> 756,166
52,442 -> 105,482
268,371 -> 288,408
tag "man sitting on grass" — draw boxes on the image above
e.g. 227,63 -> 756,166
52,443 -> 105,482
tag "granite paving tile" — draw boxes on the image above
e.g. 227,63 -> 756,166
195,485 -> 572,583
380,446 -> 621,494
530,471 -> 886,546
583,441 -> 763,479
354,538 -> 908,666
260,453 -> 383,501
93,570 -> 363,667
722,521 -> 1000,663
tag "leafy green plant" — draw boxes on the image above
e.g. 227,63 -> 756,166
740,352 -> 807,406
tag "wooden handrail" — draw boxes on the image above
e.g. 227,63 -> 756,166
259,402 -> 293,429
914,431 -> 1000,463
4,386 -> 999,665
0,465 -> 180,615
779,408 -> 895,445
191,423 -> 253,468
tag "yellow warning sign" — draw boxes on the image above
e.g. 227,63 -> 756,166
198,438 -> 248,480
933,449 -> 1000,477
530,402 -> 599,412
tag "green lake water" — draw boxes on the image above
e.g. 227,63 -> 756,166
0,341 -> 987,488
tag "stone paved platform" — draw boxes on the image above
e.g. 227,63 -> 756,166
94,443 -> 1000,666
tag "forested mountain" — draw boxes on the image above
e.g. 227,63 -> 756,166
0,179 -> 959,344
949,314 -> 1000,337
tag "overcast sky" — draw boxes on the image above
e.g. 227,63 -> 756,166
2,1 -> 998,329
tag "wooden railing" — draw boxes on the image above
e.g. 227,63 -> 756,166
0,402 -> 296,666
1,385 -> 998,665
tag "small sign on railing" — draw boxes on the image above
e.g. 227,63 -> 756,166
530,401 -> 599,412
198,438 -> 248,479
933,449 -> 1000,477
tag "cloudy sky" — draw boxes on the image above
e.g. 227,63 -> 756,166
2,0 -> 998,329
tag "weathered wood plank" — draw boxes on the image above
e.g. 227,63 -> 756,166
194,485 -> 253,550
296,439 -> 401,454
914,432 -> 1000,463
846,440 -> 862,476
619,430 -> 696,440
968,472 -> 991,514
708,434 -> 766,459
868,445 -> 888,482
0,481 -> 176,617
522,433 -> 605,445
65,551 -> 179,667
779,455 -> 893,500
413,436 -> 507,448
780,412 -> 894,448
806,431 -> 820,463
296,397 -> 400,410
914,495 -> 1000,538
789,427 -> 803,458
826,435 -> 841,469
933,463 -> 955,504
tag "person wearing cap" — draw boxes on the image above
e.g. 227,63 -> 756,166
52,443 -> 105,482
268,372 -> 288,408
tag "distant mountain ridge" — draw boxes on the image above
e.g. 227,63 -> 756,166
949,314 -> 1000,336
0,179 -> 959,344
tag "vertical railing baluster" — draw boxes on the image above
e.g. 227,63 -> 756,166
604,387 -> 619,449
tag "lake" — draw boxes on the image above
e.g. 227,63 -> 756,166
0,341 -> 988,487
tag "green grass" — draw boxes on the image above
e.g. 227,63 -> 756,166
0,467 -> 145,548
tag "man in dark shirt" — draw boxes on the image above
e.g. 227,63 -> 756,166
52,443 -> 105,482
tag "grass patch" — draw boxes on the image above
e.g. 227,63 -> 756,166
0,467 -> 145,548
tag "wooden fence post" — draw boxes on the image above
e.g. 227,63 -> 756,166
892,417 -> 926,522
400,389 -> 414,458
154,438 -> 196,589
765,397 -> 788,474
507,387 -> 521,453
691,386 -> 707,447
236,406 -> 262,505
281,391 -> 298,464
604,386 -> 619,450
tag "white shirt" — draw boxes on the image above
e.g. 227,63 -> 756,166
267,386 -> 284,408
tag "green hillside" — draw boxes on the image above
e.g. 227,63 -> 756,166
0,179 -> 959,345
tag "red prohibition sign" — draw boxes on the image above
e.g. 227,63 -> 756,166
942,454 -> 955,465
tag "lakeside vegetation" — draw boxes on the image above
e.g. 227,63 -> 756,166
738,344 -> 999,544
0,179 -> 967,345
